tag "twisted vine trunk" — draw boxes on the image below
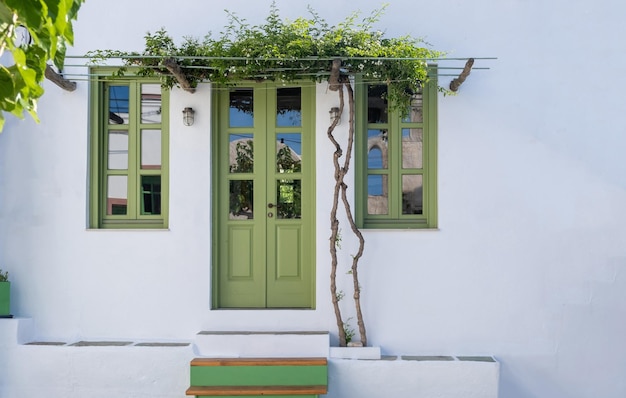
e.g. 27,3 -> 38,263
327,75 -> 367,347
327,85 -> 347,347
342,82 -> 367,347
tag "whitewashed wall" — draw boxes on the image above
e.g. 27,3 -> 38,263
1,1 -> 625,397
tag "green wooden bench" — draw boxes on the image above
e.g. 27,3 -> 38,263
186,357 -> 328,397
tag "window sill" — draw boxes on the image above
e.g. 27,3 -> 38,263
362,227 -> 440,232
85,228 -> 171,232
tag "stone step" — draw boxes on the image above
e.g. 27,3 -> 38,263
194,331 -> 329,358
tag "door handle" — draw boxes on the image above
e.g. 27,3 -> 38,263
267,203 -> 281,209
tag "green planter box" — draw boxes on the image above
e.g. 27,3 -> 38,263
0,282 -> 10,316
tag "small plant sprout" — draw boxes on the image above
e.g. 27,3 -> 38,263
343,317 -> 356,344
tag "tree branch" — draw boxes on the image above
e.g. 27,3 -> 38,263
449,58 -> 474,92
45,65 -> 76,92
162,57 -> 196,93
328,59 -> 342,92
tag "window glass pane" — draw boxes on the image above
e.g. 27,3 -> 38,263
367,85 -> 387,123
402,128 -> 423,169
276,133 -> 302,172
367,175 -> 388,215
368,129 -> 387,169
230,180 -> 254,219
277,179 -> 301,219
229,134 -> 254,173
141,129 -> 162,169
141,175 -> 161,215
403,92 -> 423,122
402,175 -> 423,214
108,130 -> 128,170
109,85 -> 129,125
229,89 -> 254,127
141,84 -> 162,124
276,87 -> 302,127
107,175 -> 128,215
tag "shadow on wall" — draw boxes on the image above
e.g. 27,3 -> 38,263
498,356 -> 571,398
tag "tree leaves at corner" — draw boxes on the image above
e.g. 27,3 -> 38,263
0,0 -> 85,132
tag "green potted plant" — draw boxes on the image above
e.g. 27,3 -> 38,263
0,269 -> 11,318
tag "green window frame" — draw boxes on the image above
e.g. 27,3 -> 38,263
89,68 -> 170,229
356,75 -> 437,229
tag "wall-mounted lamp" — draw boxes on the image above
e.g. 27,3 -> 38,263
182,107 -> 195,126
329,107 -> 341,125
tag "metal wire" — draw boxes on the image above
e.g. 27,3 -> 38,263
66,54 -> 496,62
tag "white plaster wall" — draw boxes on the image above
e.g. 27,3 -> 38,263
1,1 -> 626,398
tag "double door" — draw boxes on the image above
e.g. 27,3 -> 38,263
214,83 -> 315,308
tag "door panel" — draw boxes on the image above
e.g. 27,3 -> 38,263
275,226 -> 302,278
215,83 -> 315,308
229,227 -> 254,278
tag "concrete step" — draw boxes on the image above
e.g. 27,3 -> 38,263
193,331 -> 329,358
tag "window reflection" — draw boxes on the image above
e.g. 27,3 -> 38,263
403,91 -> 423,123
277,179 -> 301,219
276,133 -> 302,173
367,175 -> 388,215
109,85 -> 129,125
276,87 -> 302,127
107,175 -> 128,215
141,175 -> 161,215
402,175 -> 423,214
141,129 -> 161,169
108,131 -> 128,170
367,85 -> 387,123
229,89 -> 254,127
402,128 -> 423,169
229,134 -> 254,173
141,84 -> 162,124
367,129 -> 387,169
230,180 -> 254,219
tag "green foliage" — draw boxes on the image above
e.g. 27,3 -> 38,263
0,269 -> 8,282
343,317 -> 355,344
0,0 -> 84,131
91,2 -> 443,114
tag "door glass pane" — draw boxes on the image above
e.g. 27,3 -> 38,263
107,175 -> 128,215
141,175 -> 161,215
367,175 -> 388,215
230,180 -> 254,219
276,87 -> 301,127
230,134 -> 254,173
108,130 -> 128,170
276,179 -> 301,219
368,129 -> 387,169
141,84 -> 162,124
109,85 -> 129,125
402,128 -> 423,169
276,133 -> 302,172
229,89 -> 254,127
141,129 -> 161,169
403,92 -> 423,122
402,175 -> 423,214
368,85 -> 387,123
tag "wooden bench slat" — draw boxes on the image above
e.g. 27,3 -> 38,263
190,357 -> 327,367
186,384 -> 328,396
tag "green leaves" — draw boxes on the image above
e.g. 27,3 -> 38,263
0,0 -> 85,131
102,2 -> 443,115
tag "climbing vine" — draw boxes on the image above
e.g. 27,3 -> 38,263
88,2 -> 444,115
89,2 -> 444,347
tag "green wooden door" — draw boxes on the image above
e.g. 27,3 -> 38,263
213,83 -> 315,308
